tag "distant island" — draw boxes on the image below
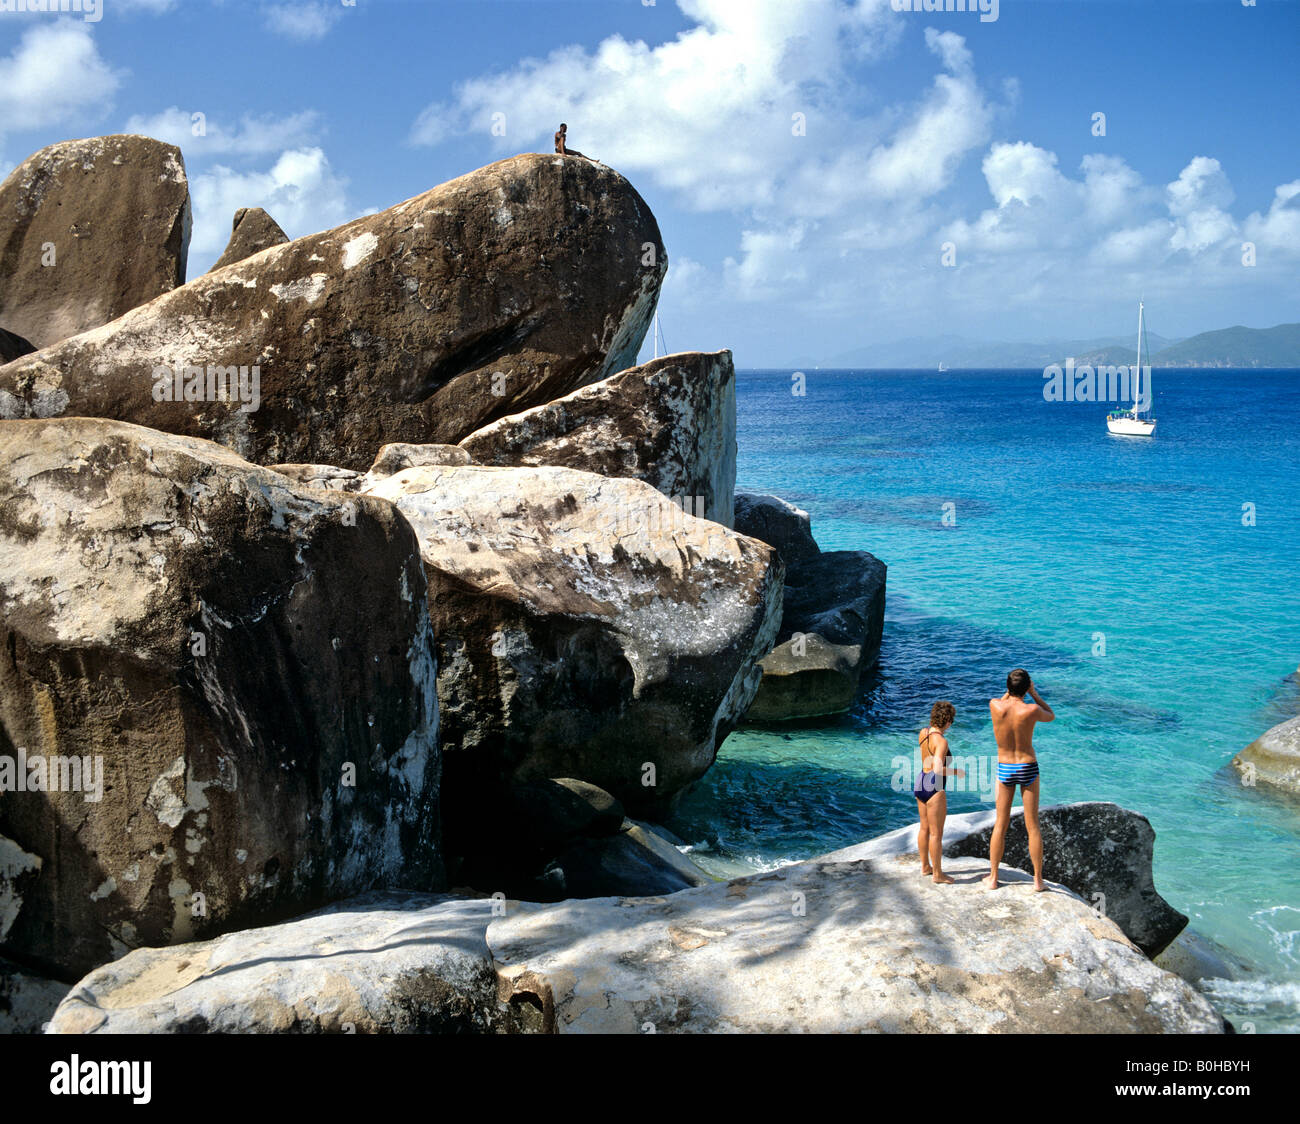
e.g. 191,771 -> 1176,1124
819,323 -> 1300,370
1063,323 -> 1300,369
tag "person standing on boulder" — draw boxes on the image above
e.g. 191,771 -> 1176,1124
554,123 -> 594,161
914,701 -> 963,884
984,669 -> 1055,892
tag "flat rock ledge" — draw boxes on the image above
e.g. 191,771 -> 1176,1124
822,801 -> 1187,957
491,852 -> 1220,1033
50,855 -> 1220,1034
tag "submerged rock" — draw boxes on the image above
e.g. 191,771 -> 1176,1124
0,418 -> 442,978
208,207 -> 288,271
823,801 -> 1188,957
1233,715 -> 1300,799
490,853 -> 1223,1033
460,351 -> 736,527
744,634 -> 863,721
47,893 -> 503,1034
359,463 -> 782,857
0,153 -> 665,469
0,135 -> 191,350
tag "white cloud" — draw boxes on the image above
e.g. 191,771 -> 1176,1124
188,147 -> 352,271
264,2 -> 344,42
1243,180 -> 1300,258
115,0 -> 178,11
0,23 -> 122,135
411,0 -> 907,214
123,107 -> 323,156
407,0 -> 1292,343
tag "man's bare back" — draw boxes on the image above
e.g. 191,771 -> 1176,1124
989,687 -> 1053,764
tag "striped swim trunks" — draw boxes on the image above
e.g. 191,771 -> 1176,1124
997,760 -> 1040,787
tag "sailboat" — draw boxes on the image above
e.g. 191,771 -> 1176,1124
938,362 -> 949,373
1106,300 -> 1157,436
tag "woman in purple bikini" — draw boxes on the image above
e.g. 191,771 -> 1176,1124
914,700 -> 964,884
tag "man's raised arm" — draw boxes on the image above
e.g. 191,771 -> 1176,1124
1028,680 -> 1055,722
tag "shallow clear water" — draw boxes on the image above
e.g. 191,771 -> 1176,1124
666,368 -> 1300,1033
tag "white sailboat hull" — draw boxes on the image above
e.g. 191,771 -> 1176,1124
1106,414 -> 1156,436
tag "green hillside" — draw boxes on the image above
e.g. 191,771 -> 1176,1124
1065,323 -> 1300,368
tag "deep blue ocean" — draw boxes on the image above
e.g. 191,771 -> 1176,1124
665,368 -> 1300,1033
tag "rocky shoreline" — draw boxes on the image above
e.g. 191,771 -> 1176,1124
0,136 -> 1222,1033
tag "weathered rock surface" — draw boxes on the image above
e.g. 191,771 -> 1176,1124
0,418 -> 442,978
368,442 -> 475,475
208,207 -> 288,272
460,351 -> 736,526
0,135 -> 191,350
0,327 -> 35,364
266,463 -> 364,492
47,893 -> 504,1034
733,492 -> 819,567
822,802 -> 1187,957
746,549 -> 887,721
0,957 -> 68,1034
360,463 -> 782,860
0,153 -> 665,469
490,853 -> 1224,1033
1233,715 -> 1300,798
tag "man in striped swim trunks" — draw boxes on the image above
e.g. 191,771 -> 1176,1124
984,668 -> 1055,891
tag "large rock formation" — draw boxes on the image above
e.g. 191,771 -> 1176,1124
207,207 -> 289,272
358,463 -> 782,867
460,351 -> 736,527
822,802 -> 1188,957
0,418 -> 442,978
0,136 -> 191,350
733,490 -> 888,721
48,893 -> 504,1034
733,492 -> 819,567
0,153 -> 665,470
1233,715 -> 1300,799
490,853 -> 1224,1033
747,550 -> 887,720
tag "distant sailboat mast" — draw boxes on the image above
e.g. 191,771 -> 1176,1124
1134,299 -> 1146,413
652,310 -> 666,360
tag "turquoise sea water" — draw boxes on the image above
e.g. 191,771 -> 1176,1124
666,368 -> 1300,1033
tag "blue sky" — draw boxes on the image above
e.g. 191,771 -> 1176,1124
1,0 -> 1297,365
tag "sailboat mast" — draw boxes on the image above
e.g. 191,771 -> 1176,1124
1134,300 -> 1144,413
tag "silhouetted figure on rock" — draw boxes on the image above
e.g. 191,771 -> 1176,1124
554,123 -> 596,162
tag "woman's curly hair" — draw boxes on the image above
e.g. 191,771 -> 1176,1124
929,700 -> 955,730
